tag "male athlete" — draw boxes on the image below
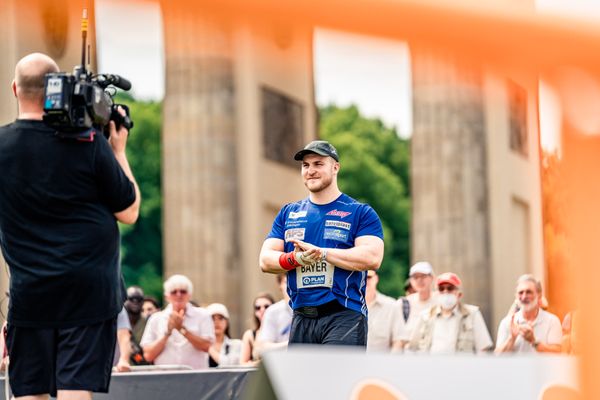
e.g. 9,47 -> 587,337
259,140 -> 384,346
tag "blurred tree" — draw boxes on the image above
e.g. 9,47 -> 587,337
115,93 -> 163,303
319,105 -> 411,297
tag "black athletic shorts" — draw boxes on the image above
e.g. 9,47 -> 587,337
289,300 -> 368,346
6,318 -> 117,397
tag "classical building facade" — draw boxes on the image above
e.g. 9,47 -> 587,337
158,1 -> 316,331
0,1 -> 544,336
410,50 -> 544,330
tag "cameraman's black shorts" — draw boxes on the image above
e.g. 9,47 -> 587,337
6,318 -> 117,397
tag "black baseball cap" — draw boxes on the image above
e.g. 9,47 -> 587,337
294,140 -> 339,162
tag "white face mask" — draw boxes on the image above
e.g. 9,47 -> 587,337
438,293 -> 458,310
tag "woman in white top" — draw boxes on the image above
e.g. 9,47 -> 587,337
240,293 -> 275,366
207,303 -> 242,367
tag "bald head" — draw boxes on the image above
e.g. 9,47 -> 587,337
13,53 -> 59,105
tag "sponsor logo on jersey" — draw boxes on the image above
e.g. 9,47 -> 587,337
285,228 -> 305,242
324,228 -> 350,242
289,210 -> 308,219
302,275 -> 326,286
325,220 -> 351,230
326,209 -> 352,218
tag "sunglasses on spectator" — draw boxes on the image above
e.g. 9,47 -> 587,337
170,289 -> 188,295
254,304 -> 270,311
438,285 -> 458,293
128,296 -> 144,302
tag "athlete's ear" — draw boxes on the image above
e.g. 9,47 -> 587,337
333,161 -> 340,173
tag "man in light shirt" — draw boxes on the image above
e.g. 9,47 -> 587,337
407,272 -> 493,354
141,275 -> 215,369
495,274 -> 561,354
366,270 -> 405,352
399,261 -> 437,346
256,274 -> 293,355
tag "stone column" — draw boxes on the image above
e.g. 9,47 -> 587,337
159,2 -> 240,309
410,50 -> 492,322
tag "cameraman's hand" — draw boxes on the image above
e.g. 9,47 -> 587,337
108,106 -> 129,155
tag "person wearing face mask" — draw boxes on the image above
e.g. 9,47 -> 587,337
495,274 -> 562,354
407,272 -> 493,354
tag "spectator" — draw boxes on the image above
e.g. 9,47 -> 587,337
399,262 -> 437,346
1,322 -> 7,374
366,270 -> 405,352
495,274 -> 562,354
141,275 -> 215,369
207,303 -> 242,367
255,274 -> 293,356
240,293 -> 275,365
404,278 -> 415,296
142,296 -> 160,319
562,311 -> 579,355
125,286 -> 149,365
114,308 -> 132,372
397,278 -> 415,325
407,272 -> 493,354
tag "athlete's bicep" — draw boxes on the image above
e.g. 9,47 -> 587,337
262,238 -> 285,253
354,235 -> 384,268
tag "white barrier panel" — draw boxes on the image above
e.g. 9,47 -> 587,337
257,347 -> 579,400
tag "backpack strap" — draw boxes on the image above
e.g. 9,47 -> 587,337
401,297 -> 410,322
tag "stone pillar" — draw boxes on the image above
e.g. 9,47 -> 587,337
159,4 -> 315,334
410,50 -> 492,323
159,2 -> 240,309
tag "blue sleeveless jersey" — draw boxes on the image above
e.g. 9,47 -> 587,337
266,193 -> 384,316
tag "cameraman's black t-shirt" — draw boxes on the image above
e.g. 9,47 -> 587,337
0,120 -> 136,328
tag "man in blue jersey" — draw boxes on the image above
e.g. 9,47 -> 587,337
259,140 -> 385,346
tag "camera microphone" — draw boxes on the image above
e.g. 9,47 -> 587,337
96,74 -> 132,91
106,74 -> 132,91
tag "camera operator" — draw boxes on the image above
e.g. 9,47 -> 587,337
0,53 -> 140,399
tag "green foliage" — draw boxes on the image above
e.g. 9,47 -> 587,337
319,105 -> 411,297
115,93 -> 163,302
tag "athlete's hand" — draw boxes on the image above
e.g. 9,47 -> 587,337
290,239 -> 322,264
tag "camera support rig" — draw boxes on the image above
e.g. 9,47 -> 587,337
43,6 -> 134,140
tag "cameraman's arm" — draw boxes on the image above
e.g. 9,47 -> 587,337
108,118 -> 141,225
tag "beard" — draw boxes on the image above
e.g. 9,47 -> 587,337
519,299 -> 538,312
305,174 -> 333,193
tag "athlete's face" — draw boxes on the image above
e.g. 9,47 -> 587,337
301,153 -> 339,193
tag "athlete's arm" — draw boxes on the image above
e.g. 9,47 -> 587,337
259,238 -> 286,273
259,238 -> 320,273
291,235 -> 384,272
